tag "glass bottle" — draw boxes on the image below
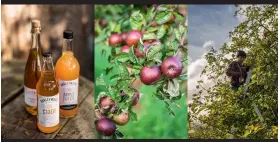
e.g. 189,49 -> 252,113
56,30 -> 80,118
24,20 -> 43,115
36,52 -> 59,133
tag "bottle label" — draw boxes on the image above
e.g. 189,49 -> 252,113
38,94 -> 59,127
24,86 -> 37,107
58,78 -> 78,110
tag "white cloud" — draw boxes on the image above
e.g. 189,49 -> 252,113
203,40 -> 215,51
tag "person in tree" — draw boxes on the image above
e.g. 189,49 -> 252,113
226,50 -> 250,91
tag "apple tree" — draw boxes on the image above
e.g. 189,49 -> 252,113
94,5 -> 187,139
189,5 -> 278,139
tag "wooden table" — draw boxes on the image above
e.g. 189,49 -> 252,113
1,60 -> 96,139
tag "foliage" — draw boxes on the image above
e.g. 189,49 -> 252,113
189,5 -> 278,139
95,4 -> 187,139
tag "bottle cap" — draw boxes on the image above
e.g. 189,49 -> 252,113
43,52 -> 52,57
63,30 -> 73,39
31,20 -> 41,33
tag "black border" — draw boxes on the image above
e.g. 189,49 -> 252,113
1,139 -> 278,141
1,0 -> 278,4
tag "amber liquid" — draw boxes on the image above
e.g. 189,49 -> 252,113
36,71 -> 59,133
24,48 -> 42,115
56,51 -> 80,118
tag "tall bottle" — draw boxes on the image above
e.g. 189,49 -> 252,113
24,20 -> 43,115
36,53 -> 59,133
56,30 -> 80,118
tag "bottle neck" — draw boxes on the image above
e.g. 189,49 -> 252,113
42,56 -> 55,76
63,39 -> 73,53
31,33 -> 41,49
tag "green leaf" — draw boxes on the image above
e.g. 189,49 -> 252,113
157,25 -> 166,39
165,102 -> 175,116
143,33 -> 157,40
114,130 -> 124,139
244,129 -> 252,137
146,43 -> 162,60
129,46 -> 138,63
107,86 -> 117,100
157,5 -> 169,12
163,79 -> 180,99
114,53 -> 130,63
170,40 -> 179,50
111,47 -> 117,56
172,92 -> 182,100
179,24 -> 186,36
95,22 -> 102,34
108,55 -> 112,63
146,27 -> 159,33
113,19 -> 124,33
130,11 -> 145,30
178,75 -> 187,81
108,21 -> 117,33
153,92 -> 164,100
113,24 -> 121,33
154,12 -> 172,25
145,60 -> 156,67
173,11 -> 185,23
129,110 -> 137,121
101,49 -> 107,57
131,65 -> 142,76
105,67 -> 114,75
110,74 -> 120,82
96,74 -> 106,86
138,39 -> 144,54
146,7 -> 155,22
174,28 -> 181,41
120,95 -> 129,103
138,58 -> 146,65
118,65 -> 129,77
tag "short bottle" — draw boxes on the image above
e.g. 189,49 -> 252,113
56,30 -> 80,118
24,20 -> 43,115
36,52 -> 59,133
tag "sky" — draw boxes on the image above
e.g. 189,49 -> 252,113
187,5 -> 242,101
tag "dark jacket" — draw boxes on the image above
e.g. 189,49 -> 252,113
226,61 -> 248,87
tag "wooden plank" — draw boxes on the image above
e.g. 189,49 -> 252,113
1,60 -> 25,106
55,90 -> 95,139
1,76 -> 93,139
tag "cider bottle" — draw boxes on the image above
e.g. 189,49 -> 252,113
56,30 -> 80,118
37,53 -> 59,133
24,20 -> 43,115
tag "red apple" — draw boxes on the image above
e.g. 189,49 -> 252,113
120,45 -> 130,53
135,42 -> 151,58
121,32 -> 128,44
161,56 -> 183,79
126,30 -> 142,46
112,111 -> 130,126
140,66 -> 161,85
96,117 -> 116,136
99,96 -> 115,110
109,33 -> 122,46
